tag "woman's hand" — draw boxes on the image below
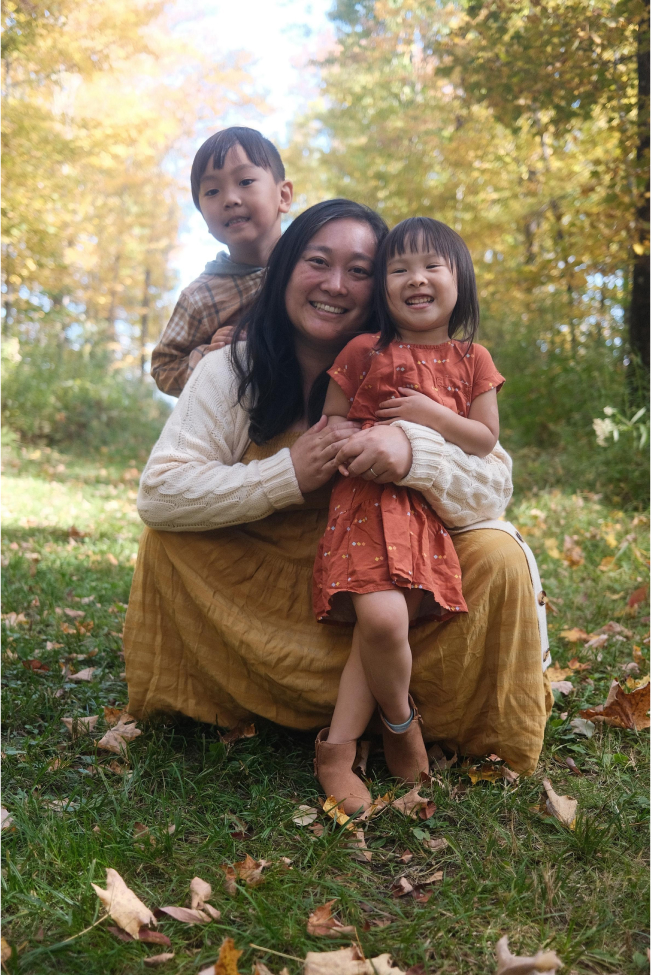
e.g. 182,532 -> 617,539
290,415 -> 361,494
334,424 -> 413,484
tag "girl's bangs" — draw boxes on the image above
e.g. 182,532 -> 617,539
386,217 -> 460,270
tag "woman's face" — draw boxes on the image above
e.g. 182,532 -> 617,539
285,218 -> 377,354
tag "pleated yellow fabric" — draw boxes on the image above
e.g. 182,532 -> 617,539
124,435 -> 553,772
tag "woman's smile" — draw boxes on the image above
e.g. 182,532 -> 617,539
309,300 -> 348,316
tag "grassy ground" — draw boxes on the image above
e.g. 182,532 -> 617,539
1,437 -> 649,974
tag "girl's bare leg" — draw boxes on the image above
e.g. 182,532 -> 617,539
328,626 -> 377,744
351,589 -> 413,726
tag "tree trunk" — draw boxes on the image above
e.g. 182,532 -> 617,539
628,0 -> 650,372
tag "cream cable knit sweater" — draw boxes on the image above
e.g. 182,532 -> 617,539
137,347 -> 513,532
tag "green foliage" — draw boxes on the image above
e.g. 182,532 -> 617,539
2,340 -> 169,455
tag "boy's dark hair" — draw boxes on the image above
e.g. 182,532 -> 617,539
231,198 -> 388,445
375,216 -> 480,347
191,127 -> 285,210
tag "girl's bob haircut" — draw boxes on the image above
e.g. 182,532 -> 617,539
375,217 -> 480,346
231,198 -> 388,444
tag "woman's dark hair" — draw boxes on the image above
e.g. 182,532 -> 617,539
375,217 -> 480,347
231,199 -> 388,445
191,127 -> 285,210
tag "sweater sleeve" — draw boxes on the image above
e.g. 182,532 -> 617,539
137,350 -> 304,531
392,420 -> 513,527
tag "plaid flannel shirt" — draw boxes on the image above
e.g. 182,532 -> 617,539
151,255 -> 264,396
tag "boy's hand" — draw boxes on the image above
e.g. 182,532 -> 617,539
208,325 -> 240,351
375,387 -> 450,429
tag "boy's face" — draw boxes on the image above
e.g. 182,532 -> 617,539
198,144 -> 293,264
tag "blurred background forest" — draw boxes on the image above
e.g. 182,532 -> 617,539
2,0 -> 649,505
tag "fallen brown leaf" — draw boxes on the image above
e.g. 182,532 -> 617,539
495,934 -> 562,974
307,899 -> 356,938
585,633 -> 609,650
69,667 -> 95,682
222,865 -> 237,896
568,657 -> 591,671
580,679 -> 650,730
422,836 -> 448,852
1,937 -> 12,963
304,945 -> 405,975
46,641 -> 64,650
322,796 -> 355,830
1,807 -> 15,831
542,777 -> 577,829
107,925 -> 171,946
103,706 -> 134,727
91,868 -> 157,938
234,853 -> 270,886
199,937 -> 244,975
22,659 -> 49,673
219,721 -> 256,744
601,621 -> 633,637
97,716 -> 142,756
545,664 -> 572,681
64,608 -> 85,619
353,739 -> 371,777
143,954 -> 175,967
427,743 -> 457,770
628,585 -> 648,608
562,535 -> 584,567
391,877 -> 414,898
563,757 -> 583,776
633,645 -> 644,664
354,793 -> 390,823
550,681 -> 573,696
467,764 -> 505,785
62,715 -> 99,739
347,829 -> 372,862
391,787 -> 436,820
190,876 -> 212,910
397,850 -> 413,864
155,906 -> 212,924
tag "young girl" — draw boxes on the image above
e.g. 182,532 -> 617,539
312,217 -> 505,814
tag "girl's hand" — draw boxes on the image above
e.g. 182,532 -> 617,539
375,387 -> 448,429
208,325 -> 240,351
290,415 -> 361,494
335,424 -> 413,483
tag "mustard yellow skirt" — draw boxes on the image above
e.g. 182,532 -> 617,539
124,437 -> 552,772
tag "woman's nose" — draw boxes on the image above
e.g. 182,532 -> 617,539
321,268 -> 347,294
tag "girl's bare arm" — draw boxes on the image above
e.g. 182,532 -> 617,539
375,386 -> 499,458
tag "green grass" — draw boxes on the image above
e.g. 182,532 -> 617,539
1,437 -> 649,974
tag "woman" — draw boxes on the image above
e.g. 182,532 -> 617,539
125,199 -> 552,779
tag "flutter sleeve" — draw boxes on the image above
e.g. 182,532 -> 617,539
470,344 -> 505,400
327,332 -> 378,406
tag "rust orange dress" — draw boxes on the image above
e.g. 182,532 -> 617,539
312,333 -> 505,626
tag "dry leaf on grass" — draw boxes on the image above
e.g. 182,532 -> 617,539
221,854 -> 271,893
545,664 -> 572,681
600,621 -> 633,637
64,608 -> 84,618
97,716 -> 142,756
391,877 -> 414,898
307,900 -> 356,938
107,925 -> 171,946
103,706 -> 134,727
62,715 -> 98,738
219,721 -> 256,744
68,667 -> 95,682
628,585 -> 648,608
495,934 -> 562,974
397,850 -> 413,864
568,657 -> 591,671
91,867 -> 157,938
292,805 -> 318,826
1,937 -> 11,962
580,679 -> 650,730
560,628 -> 590,642
542,778 -> 577,829
423,836 -> 448,852
391,787 -> 436,820
304,945 -> 405,975
1,807 -> 15,831
550,681 -> 574,696
353,739 -> 371,777
22,659 -> 49,673
427,743 -> 457,770
143,954 -> 175,967
189,876 -> 212,910
562,535 -> 584,567
467,764 -> 503,784
198,937 -> 244,975
355,793 -> 390,823
155,906 -> 212,924
569,717 -> 595,738
347,829 -> 372,862
322,796 -> 356,829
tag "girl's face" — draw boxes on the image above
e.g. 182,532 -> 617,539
285,218 -> 377,355
385,245 -> 458,343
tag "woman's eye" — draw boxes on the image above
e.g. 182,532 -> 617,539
351,266 -> 371,276
308,256 -> 327,267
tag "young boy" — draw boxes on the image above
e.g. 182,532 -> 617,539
151,127 -> 293,396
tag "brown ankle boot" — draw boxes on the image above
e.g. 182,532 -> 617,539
314,728 -> 372,817
381,695 -> 430,784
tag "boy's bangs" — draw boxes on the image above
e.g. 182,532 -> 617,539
211,130 -> 279,176
386,217 -> 460,270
